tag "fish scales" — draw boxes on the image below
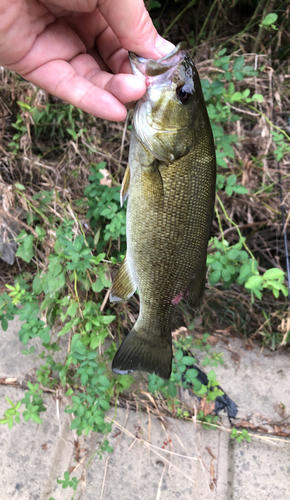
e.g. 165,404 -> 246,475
110,43 -> 216,379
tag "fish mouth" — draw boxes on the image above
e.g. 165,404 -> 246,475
129,42 -> 187,80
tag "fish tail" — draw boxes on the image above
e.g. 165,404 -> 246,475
112,326 -> 172,380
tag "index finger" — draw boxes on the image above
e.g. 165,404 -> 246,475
98,0 -> 174,59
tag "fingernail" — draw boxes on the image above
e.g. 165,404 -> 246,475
155,35 -> 175,56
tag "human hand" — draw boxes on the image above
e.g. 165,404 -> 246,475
0,0 -> 174,120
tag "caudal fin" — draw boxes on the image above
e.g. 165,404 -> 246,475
112,327 -> 172,380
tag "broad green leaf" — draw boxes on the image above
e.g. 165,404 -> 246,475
233,185 -> 248,194
225,186 -> 233,196
252,94 -> 264,102
16,234 -> 34,263
67,301 -> 78,318
211,261 -> 223,271
233,56 -> 244,71
262,13 -> 278,26
1,318 -> 8,331
230,92 -> 243,102
98,268 -> 111,287
71,417 -> 81,430
99,375 -> 110,388
209,270 -> 221,286
239,263 -> 251,279
222,268 -> 231,281
33,275 -> 43,295
182,356 -> 197,366
227,174 -> 237,186
57,317 -> 80,336
263,268 -> 284,280
227,248 -> 240,260
30,413 -> 42,424
92,279 -> 104,293
15,183 -> 26,191
100,315 -> 116,325
245,275 -> 263,289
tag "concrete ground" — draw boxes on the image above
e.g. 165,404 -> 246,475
0,318 -> 290,500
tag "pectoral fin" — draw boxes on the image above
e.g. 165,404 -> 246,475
110,254 -> 137,302
120,165 -> 130,207
141,161 -> 164,204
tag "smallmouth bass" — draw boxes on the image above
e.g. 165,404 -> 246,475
110,43 -> 216,379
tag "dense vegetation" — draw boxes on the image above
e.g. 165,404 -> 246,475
0,0 -> 289,495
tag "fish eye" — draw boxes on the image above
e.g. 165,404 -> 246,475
176,84 -> 192,104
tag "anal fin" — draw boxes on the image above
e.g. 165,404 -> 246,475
110,254 -> 137,302
120,165 -> 130,207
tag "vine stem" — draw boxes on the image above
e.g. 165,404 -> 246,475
216,194 -> 256,267
15,190 -> 49,221
74,270 -> 83,320
247,105 -> 290,142
214,204 -> 227,251
162,0 -> 197,37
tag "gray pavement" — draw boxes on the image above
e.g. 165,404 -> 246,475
0,319 -> 290,500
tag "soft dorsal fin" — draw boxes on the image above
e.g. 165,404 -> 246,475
120,165 -> 130,207
110,254 -> 137,302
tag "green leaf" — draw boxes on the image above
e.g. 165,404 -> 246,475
30,413 -> 43,424
233,185 -> 248,194
71,417 -> 81,430
16,234 -> 34,263
230,92 -> 243,102
211,261 -> 223,271
225,186 -> 233,196
57,317 -> 80,336
98,268 -> 111,287
263,268 -> 284,280
252,288 -> 262,300
252,94 -> 264,102
227,248 -> 240,260
239,263 -> 251,279
175,349 -> 183,361
245,275 -> 263,289
233,56 -> 244,71
99,375 -> 110,388
15,183 -> 26,191
33,276 -> 43,295
6,396 -> 14,407
227,174 -> 237,186
67,301 -> 78,318
1,318 -> 8,331
209,270 -> 221,286
99,400 -> 110,411
92,279 -> 104,293
185,368 -> 198,380
182,356 -> 197,366
100,315 -> 116,325
222,268 -> 231,281
262,13 -> 278,26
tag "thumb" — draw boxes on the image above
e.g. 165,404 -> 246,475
98,0 -> 174,59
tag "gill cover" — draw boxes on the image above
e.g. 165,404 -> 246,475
129,43 -> 199,163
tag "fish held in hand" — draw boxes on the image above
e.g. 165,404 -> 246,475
110,43 -> 216,380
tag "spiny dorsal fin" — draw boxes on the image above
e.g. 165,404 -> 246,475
120,165 -> 130,207
110,254 -> 137,302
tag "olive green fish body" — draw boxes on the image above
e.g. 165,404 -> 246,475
111,44 -> 216,379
